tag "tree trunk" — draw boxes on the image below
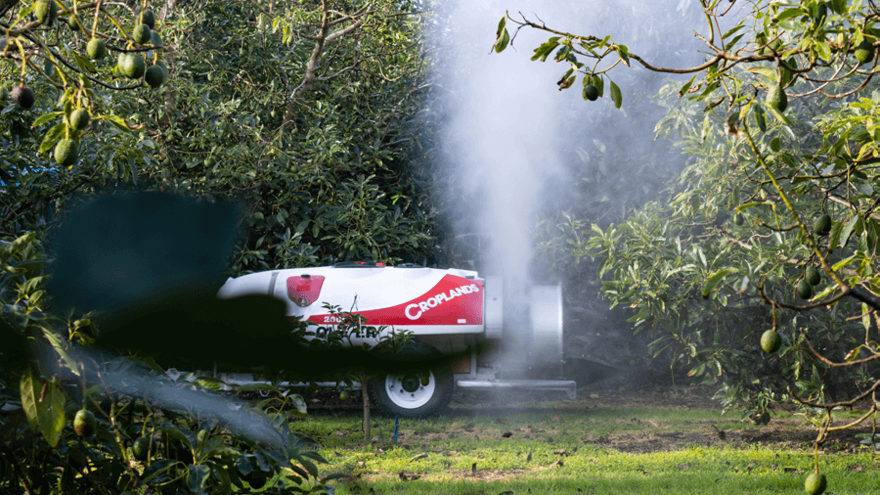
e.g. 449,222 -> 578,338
362,376 -> 371,442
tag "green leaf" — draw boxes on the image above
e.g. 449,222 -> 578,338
139,460 -> 184,486
20,367 -> 65,448
72,53 -> 98,73
828,218 -> 844,253
763,102 -> 792,126
746,67 -> 778,83
721,23 -> 744,40
20,366 -> 42,431
31,111 -> 62,129
754,105 -> 767,133
42,329 -> 80,377
814,41 -> 832,62
294,219 -> 310,235
494,28 -> 510,54
736,201 -> 770,212
160,424 -> 196,450
609,79 -> 622,109
687,362 -> 706,377
702,269 -> 733,299
96,114 -> 130,132
774,8 -> 804,23
39,122 -> 66,154
187,464 -> 211,494
840,215 -> 861,247
591,75 -> 604,97
531,37 -> 560,62
615,45 -> 630,66
678,74 -> 697,97
832,255 -> 856,271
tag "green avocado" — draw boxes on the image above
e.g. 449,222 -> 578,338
132,436 -> 151,461
70,108 -> 90,130
797,279 -> 814,300
760,330 -> 782,353
583,85 -> 599,101
144,64 -> 166,88
119,52 -> 146,79
132,23 -> 152,45
54,139 -> 79,167
813,214 -> 832,236
766,85 -> 788,112
140,9 -> 156,29
804,472 -> 827,495
87,38 -> 107,60
73,408 -> 96,437
35,0 -> 54,23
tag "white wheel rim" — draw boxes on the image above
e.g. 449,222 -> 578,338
384,371 -> 435,409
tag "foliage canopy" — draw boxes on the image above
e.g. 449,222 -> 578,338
500,0 -> 880,472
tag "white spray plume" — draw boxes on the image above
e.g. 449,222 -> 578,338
426,1 -> 730,377
429,1 -> 712,278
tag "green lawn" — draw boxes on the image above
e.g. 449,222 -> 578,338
288,403 -> 879,494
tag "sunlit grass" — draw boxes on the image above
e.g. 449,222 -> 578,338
291,408 -> 879,494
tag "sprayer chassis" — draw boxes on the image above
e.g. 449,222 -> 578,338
217,263 -> 576,417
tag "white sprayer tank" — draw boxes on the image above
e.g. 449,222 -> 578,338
217,262 -> 575,416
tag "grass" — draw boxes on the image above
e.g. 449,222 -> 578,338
287,401 -> 880,494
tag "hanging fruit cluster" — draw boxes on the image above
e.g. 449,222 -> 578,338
0,1 -> 170,167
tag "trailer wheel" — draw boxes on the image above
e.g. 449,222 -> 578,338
370,365 -> 453,418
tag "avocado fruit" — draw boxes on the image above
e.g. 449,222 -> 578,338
766,85 -> 788,112
813,214 -> 832,236
132,436 -> 151,461
12,86 -> 35,109
583,84 -> 599,101
74,409 -> 96,437
760,330 -> 782,353
144,64 -> 166,88
54,139 -> 78,167
87,38 -> 107,60
132,23 -> 152,45
797,279 -> 814,299
140,9 -> 156,29
804,472 -> 827,495
70,108 -> 90,130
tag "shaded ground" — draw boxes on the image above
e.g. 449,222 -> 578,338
295,385 -> 879,455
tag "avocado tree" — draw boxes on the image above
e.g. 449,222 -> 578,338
126,0 -> 435,273
1,0 -> 172,239
496,0 -> 880,486
2,0 -> 436,492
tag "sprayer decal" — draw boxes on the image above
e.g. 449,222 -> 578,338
306,275 -> 483,326
404,283 -> 480,320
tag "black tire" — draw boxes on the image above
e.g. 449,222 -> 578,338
370,364 -> 453,418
